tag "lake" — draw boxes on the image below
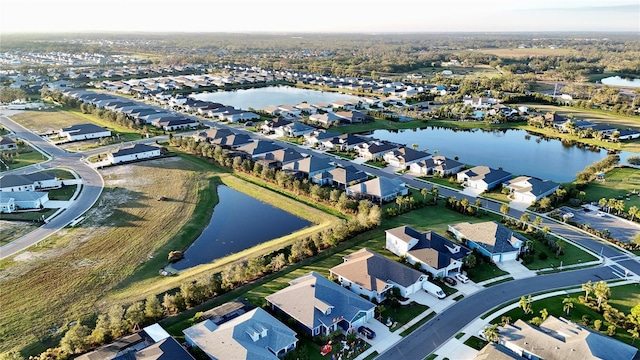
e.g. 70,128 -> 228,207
172,185 -> 312,270
191,85 -> 362,110
370,127 -> 610,183
600,76 -> 640,88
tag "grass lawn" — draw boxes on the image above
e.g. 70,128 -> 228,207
463,336 -> 488,351
337,119 -> 425,134
524,104 -> 640,131
523,237 -> 598,271
329,151 -> 357,160
479,190 -> 510,204
44,169 -> 76,180
0,209 -> 55,223
418,176 -> 463,190
582,167 -> 640,210
365,159 -> 388,168
380,301 -> 429,332
47,185 -> 77,201
0,147 -> 47,172
465,262 -> 509,283
493,283 -> 640,349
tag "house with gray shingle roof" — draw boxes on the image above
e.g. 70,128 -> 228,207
505,176 -> 559,205
183,308 -> 297,360
330,248 -> 427,302
236,141 -> 284,159
0,136 -> 17,151
0,191 -> 49,212
448,221 -> 525,262
108,144 -> 161,164
266,272 -> 375,336
410,156 -> 464,177
356,141 -> 401,161
498,316 -> 637,360
282,155 -> 334,179
346,176 -> 407,204
58,123 -> 111,142
313,165 -> 368,188
386,225 -> 470,278
457,165 -> 512,192
0,172 -> 60,192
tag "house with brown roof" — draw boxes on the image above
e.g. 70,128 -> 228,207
448,221 -> 525,262
329,248 -> 427,302
265,272 -> 375,337
497,316 -> 637,360
385,226 -> 470,278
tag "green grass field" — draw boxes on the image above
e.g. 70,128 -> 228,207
0,146 -> 47,172
494,283 -> 640,349
524,237 -> 598,270
583,167 -> 640,209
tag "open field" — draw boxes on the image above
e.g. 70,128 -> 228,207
8,108 -> 142,141
0,220 -> 41,247
582,167 -> 640,209
526,104 -> 640,131
494,283 -> 640,349
476,48 -> 576,58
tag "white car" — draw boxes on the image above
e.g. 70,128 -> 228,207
564,212 -> 574,218
597,212 -> 606,217
455,273 -> 469,283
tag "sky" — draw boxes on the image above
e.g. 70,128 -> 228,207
1,0 -> 639,34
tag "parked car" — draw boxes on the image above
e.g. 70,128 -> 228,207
443,276 -> 457,286
358,326 -> 376,339
597,212 -> 607,217
455,273 -> 470,283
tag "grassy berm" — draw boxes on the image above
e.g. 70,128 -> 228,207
3,157 -> 237,356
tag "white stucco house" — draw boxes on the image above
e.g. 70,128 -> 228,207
108,144 -> 162,164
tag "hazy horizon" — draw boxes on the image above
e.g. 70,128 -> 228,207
1,0 -> 639,34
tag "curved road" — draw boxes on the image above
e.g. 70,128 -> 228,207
378,266 -> 618,360
0,113 -> 104,259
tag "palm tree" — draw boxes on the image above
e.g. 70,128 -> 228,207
540,308 -> 549,321
582,281 -> 593,302
500,204 -> 510,218
629,206 -> 638,222
421,188 -> 428,201
598,197 -> 608,210
555,239 -> 566,256
562,297 -> 574,316
594,281 -> 610,309
520,213 -> 531,230
482,324 -> 500,343
431,186 -> 439,205
500,316 -> 512,326
607,198 -> 616,213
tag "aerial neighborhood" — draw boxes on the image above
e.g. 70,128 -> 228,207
1,28 -> 640,360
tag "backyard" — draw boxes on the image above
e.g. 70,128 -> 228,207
0,145 -> 47,172
583,166 -> 640,210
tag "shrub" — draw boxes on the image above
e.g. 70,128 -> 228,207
538,252 -> 548,260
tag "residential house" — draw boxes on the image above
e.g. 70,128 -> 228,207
334,110 -> 371,124
0,172 -> 60,192
462,95 -> 495,109
505,176 -> 560,204
385,226 -> 470,278
265,272 -> 376,336
308,112 -> 341,127
277,105 -> 302,119
457,166 -> 512,192
0,136 -> 17,151
497,316 -> 637,360
219,110 -> 260,123
410,156 -> 464,177
613,128 -> 640,141
322,133 -> 368,151
313,165 -> 368,188
236,140 -> 284,159
356,141 -> 401,161
183,308 -> 298,360
260,118 -> 292,134
330,100 -> 359,111
210,133 -> 253,149
346,176 -> 408,203
383,147 -> 432,169
304,130 -> 340,147
151,116 -> 199,131
274,122 -> 316,138
283,156 -> 334,179
329,248 -> 427,302
529,112 -> 566,128
58,123 -> 111,142
193,127 -> 234,143
108,144 -> 162,165
0,191 -> 49,211
448,221 -> 525,262
256,149 -> 305,168
77,324 -> 195,360
474,343 -> 521,360
311,102 -> 333,112
294,102 -> 317,114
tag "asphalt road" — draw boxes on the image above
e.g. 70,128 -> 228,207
378,266 -> 619,360
0,113 -> 104,260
